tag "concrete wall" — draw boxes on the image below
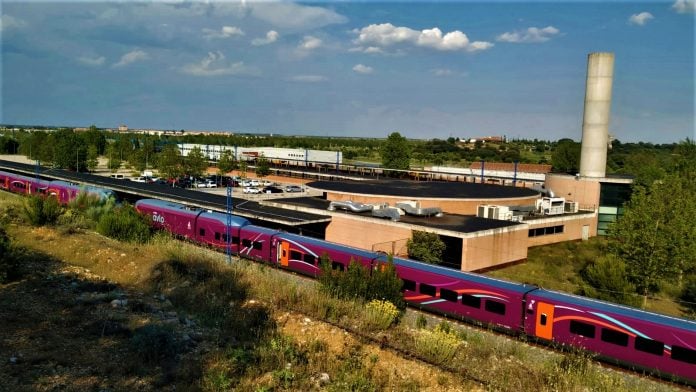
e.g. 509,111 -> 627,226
545,174 -> 601,210
525,213 -> 597,247
325,191 -> 539,215
325,214 -> 413,253
462,227 -> 529,271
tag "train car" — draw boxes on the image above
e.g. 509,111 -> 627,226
272,232 -> 380,276
135,199 -> 203,240
194,210 -> 250,254
238,225 -> 279,262
3,172 -> 43,195
525,289 -> 696,384
388,256 -> 535,331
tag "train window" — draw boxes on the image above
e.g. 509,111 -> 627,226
232,236 -> 239,244
569,320 -> 595,339
199,228 -> 206,237
290,250 -> 302,260
221,234 -> 229,242
484,300 -> 506,315
671,345 -> 696,364
215,232 -> 221,241
242,239 -> 252,247
332,262 -> 345,271
252,241 -> 263,250
440,288 -> 458,302
600,328 -> 628,347
461,294 -> 481,309
303,254 -> 316,265
419,283 -> 436,297
540,314 -> 547,326
401,279 -> 416,292
635,337 -> 664,356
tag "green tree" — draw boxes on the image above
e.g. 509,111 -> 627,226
255,155 -> 271,178
407,230 -> 445,264
157,144 -> 184,181
217,149 -> 237,175
86,145 -> 99,172
380,132 -> 411,172
185,146 -> 208,178
51,129 -> 85,171
551,138 -> 580,174
578,254 -> 640,307
608,170 -> 696,306
106,144 -> 122,172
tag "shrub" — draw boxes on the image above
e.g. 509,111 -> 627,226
318,255 -> 405,310
130,324 -> 177,363
68,191 -> 116,228
407,230 -> 445,264
22,195 -> 63,226
680,276 -> 696,313
96,203 -> 151,243
578,254 -> 640,307
363,300 -> 399,330
413,323 -> 462,365
0,226 -> 19,283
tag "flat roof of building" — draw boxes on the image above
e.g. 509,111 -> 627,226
307,179 -> 539,199
271,197 -> 521,234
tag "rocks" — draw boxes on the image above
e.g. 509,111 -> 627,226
318,372 -> 330,386
110,299 -> 128,308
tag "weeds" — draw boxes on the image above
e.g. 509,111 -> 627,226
130,324 -> 177,363
362,299 -> 399,331
413,322 -> 462,365
96,203 -> 151,243
23,195 -> 62,226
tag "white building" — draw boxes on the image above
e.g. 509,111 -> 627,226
177,144 -> 342,165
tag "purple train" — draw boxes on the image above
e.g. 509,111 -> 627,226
134,198 -> 696,384
0,170 -> 116,204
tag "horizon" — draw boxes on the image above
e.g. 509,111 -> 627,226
2,1 -> 694,143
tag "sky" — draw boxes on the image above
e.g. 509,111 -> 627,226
1,1 -> 694,143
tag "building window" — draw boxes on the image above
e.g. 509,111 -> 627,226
401,279 -> 416,292
484,300 -> 506,315
461,294 -> 481,309
569,320 -> 595,339
440,288 -> 458,302
419,283 -> 436,297
601,328 -> 628,347
635,337 -> 663,356
528,225 -> 564,237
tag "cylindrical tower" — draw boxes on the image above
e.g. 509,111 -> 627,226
579,52 -> 614,178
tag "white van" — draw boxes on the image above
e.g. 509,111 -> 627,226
109,174 -> 125,180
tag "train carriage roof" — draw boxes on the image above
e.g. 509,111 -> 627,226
240,225 -> 280,236
390,256 -> 537,294
532,289 -> 696,331
276,232 -> 381,261
135,198 -> 203,218
198,210 -> 250,228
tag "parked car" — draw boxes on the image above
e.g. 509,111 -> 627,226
196,180 -> 217,188
285,185 -> 303,193
250,179 -> 260,187
262,186 -> 284,194
261,180 -> 273,187
243,186 -> 261,194
131,176 -> 148,183
240,180 -> 253,187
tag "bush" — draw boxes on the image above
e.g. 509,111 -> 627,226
22,195 -> 63,226
413,323 -> 462,365
319,254 -> 405,310
680,276 -> 696,313
407,230 -> 445,264
0,226 -> 19,283
130,324 -> 177,363
578,254 -> 640,307
68,191 -> 116,228
363,300 -> 399,330
96,203 -> 151,243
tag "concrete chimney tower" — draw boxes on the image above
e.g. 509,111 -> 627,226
579,52 -> 614,178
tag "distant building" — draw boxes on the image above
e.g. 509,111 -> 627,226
118,124 -> 128,132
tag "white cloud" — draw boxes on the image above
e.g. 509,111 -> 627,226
77,55 -> 106,67
629,12 -> 654,25
672,0 -> 696,13
299,35 -> 322,51
113,50 -> 149,67
353,23 -> 492,53
202,26 -> 244,39
496,26 -> 560,43
181,51 -> 252,77
353,64 -> 373,74
251,30 -> 279,46
289,75 -> 328,83
432,69 -> 453,77
248,2 -> 347,30
0,15 -> 27,31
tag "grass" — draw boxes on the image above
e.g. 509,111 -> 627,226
0,190 -> 683,391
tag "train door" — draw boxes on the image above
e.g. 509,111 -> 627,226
535,302 -> 555,340
277,241 -> 289,267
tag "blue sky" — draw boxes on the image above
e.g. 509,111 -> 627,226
1,1 -> 694,143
